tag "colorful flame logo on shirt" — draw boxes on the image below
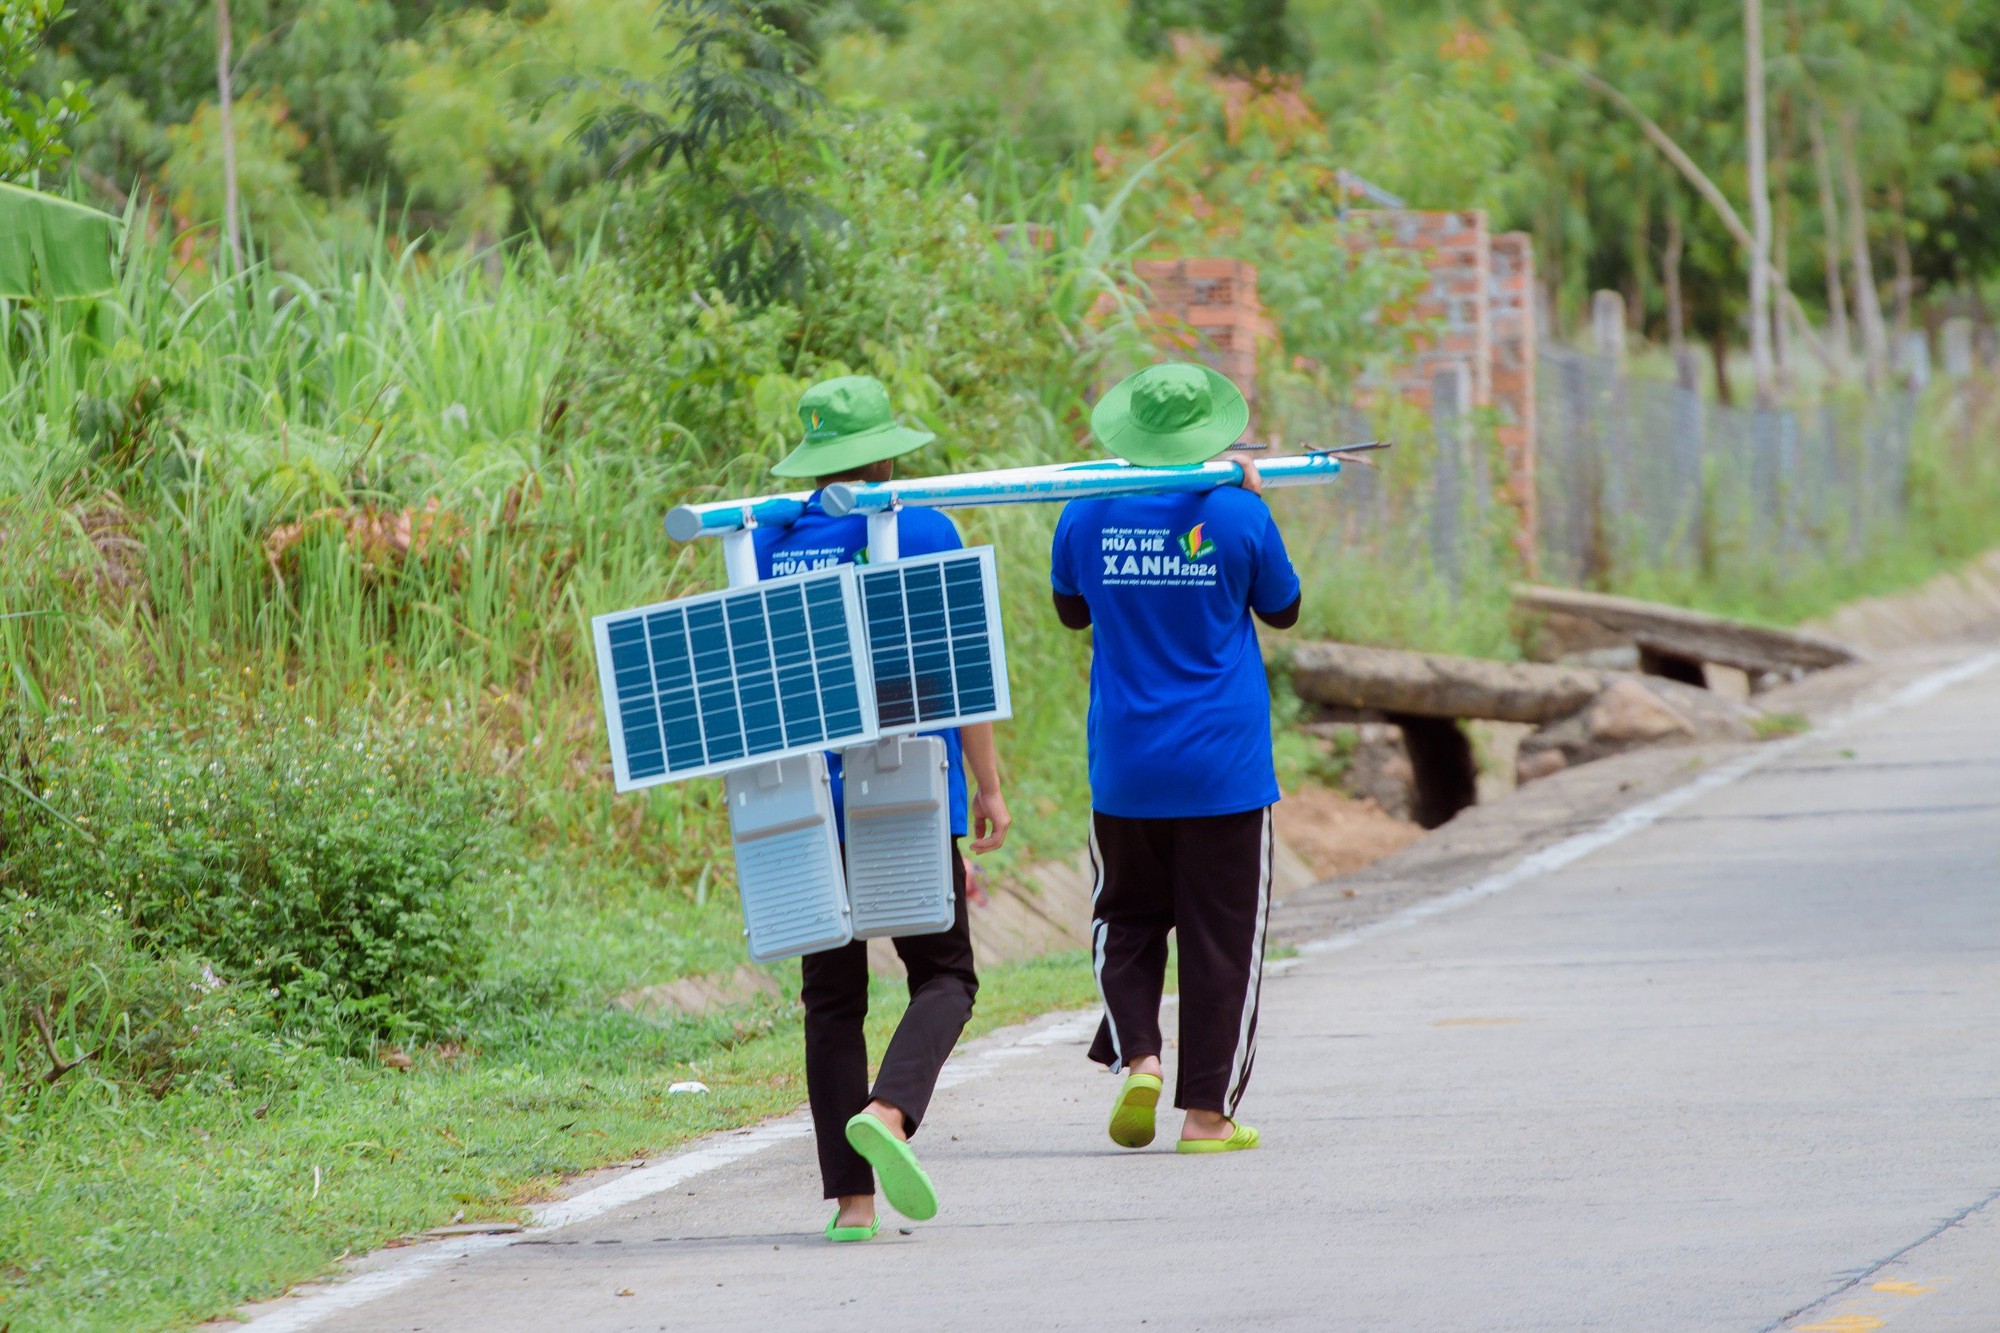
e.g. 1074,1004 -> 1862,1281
1178,522 -> 1216,560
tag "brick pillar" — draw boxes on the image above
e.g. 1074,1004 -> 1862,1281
1350,210 -> 1493,411
1131,258 -> 1268,432
1489,231 -> 1539,568
1349,210 -> 1542,564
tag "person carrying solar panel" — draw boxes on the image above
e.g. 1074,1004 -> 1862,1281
755,374 -> 1012,1243
1048,361 -> 1300,1156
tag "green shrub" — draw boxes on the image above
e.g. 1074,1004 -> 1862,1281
1,698 -> 504,1050
0,895 -> 276,1110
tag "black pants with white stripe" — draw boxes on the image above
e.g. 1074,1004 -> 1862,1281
1087,808 -> 1272,1116
801,843 -> 977,1199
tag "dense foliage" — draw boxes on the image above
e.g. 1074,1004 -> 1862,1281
22,0 -> 2000,345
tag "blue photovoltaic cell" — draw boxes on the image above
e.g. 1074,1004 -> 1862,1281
598,570 -> 870,785
860,551 -> 1005,731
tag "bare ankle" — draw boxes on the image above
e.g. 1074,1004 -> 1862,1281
1181,1109 -> 1231,1139
1128,1055 -> 1163,1077
862,1099 -> 908,1139
836,1193 -> 875,1224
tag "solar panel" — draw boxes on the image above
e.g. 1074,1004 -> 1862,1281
858,547 -> 1012,734
592,567 -> 877,791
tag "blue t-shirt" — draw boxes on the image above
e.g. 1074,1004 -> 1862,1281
1050,487 -> 1300,820
753,496 -> 969,838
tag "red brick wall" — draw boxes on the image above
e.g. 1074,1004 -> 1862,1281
1123,229 -> 1542,561
1350,210 -> 1493,411
1489,231 -> 1538,566
1131,258 -> 1269,431
1345,209 -> 1541,561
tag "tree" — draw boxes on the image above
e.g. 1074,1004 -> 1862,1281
214,0 -> 241,269
1127,0 -> 1311,75
0,0 -> 92,184
1744,0 -> 1776,403
577,0 -> 835,305
818,0 -> 1144,186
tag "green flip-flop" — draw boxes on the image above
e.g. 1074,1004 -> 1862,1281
1107,1071 -> 1163,1148
1176,1121 -> 1260,1154
844,1113 -> 939,1221
824,1211 -> 881,1243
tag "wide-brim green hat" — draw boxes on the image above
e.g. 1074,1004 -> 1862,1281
771,375 -> 935,478
1090,362 -> 1249,468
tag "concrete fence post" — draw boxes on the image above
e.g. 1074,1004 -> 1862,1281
1941,318 -> 1975,380
1591,291 -> 1628,364
1675,347 -> 1703,393
1897,330 -> 1932,391
1430,362 -> 1473,591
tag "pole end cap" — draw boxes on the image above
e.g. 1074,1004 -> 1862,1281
664,507 -> 705,542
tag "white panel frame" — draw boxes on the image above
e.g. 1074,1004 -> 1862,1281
592,565 -> 880,792
858,545 -> 1014,739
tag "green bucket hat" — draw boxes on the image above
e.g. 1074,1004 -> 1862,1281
771,375 -> 936,479
1089,362 -> 1250,468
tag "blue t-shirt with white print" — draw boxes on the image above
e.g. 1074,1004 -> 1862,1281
1050,486 -> 1300,820
753,496 -> 969,838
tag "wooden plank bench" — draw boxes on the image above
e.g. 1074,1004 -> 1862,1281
1513,584 -> 1859,686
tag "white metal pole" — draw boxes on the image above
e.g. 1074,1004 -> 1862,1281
866,508 -> 901,565
822,450 -> 1353,518
722,526 -> 760,588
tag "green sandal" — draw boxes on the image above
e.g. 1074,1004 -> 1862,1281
825,1211 -> 881,1243
1176,1122 -> 1260,1154
1107,1072 -> 1163,1148
844,1113 -> 939,1221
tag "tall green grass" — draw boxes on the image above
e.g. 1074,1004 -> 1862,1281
0,211 -> 1110,893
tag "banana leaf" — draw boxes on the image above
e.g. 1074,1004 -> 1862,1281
0,181 -> 120,300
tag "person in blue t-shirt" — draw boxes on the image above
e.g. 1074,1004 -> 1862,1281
754,375 -> 1011,1243
1049,362 -> 1301,1158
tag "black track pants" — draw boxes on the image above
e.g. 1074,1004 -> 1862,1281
801,842 -> 978,1199
1086,808 -> 1273,1116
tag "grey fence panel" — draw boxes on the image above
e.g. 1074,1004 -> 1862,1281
1531,348 -> 1917,584
1272,350 -> 1919,594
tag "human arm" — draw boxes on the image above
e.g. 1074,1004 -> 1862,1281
1048,503 -> 1091,631
1224,455 -> 1295,625
1254,594 -> 1301,629
1052,590 -> 1092,630
960,721 -> 1011,853
1246,503 -> 1302,631
1222,451 -> 1264,496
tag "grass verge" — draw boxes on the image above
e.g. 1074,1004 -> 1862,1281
0,947 -> 1102,1332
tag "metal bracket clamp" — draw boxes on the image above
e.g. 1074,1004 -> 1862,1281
866,506 -> 901,565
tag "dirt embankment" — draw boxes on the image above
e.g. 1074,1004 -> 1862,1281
1273,786 -> 1424,881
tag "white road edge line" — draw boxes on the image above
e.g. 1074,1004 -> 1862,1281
242,648 -> 2000,1330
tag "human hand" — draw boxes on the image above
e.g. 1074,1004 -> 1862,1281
969,787 -> 1011,853
1223,451 -> 1265,496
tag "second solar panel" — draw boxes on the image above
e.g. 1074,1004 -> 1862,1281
858,547 -> 1012,734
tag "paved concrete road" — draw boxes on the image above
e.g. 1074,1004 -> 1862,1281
301,655 -> 2000,1332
